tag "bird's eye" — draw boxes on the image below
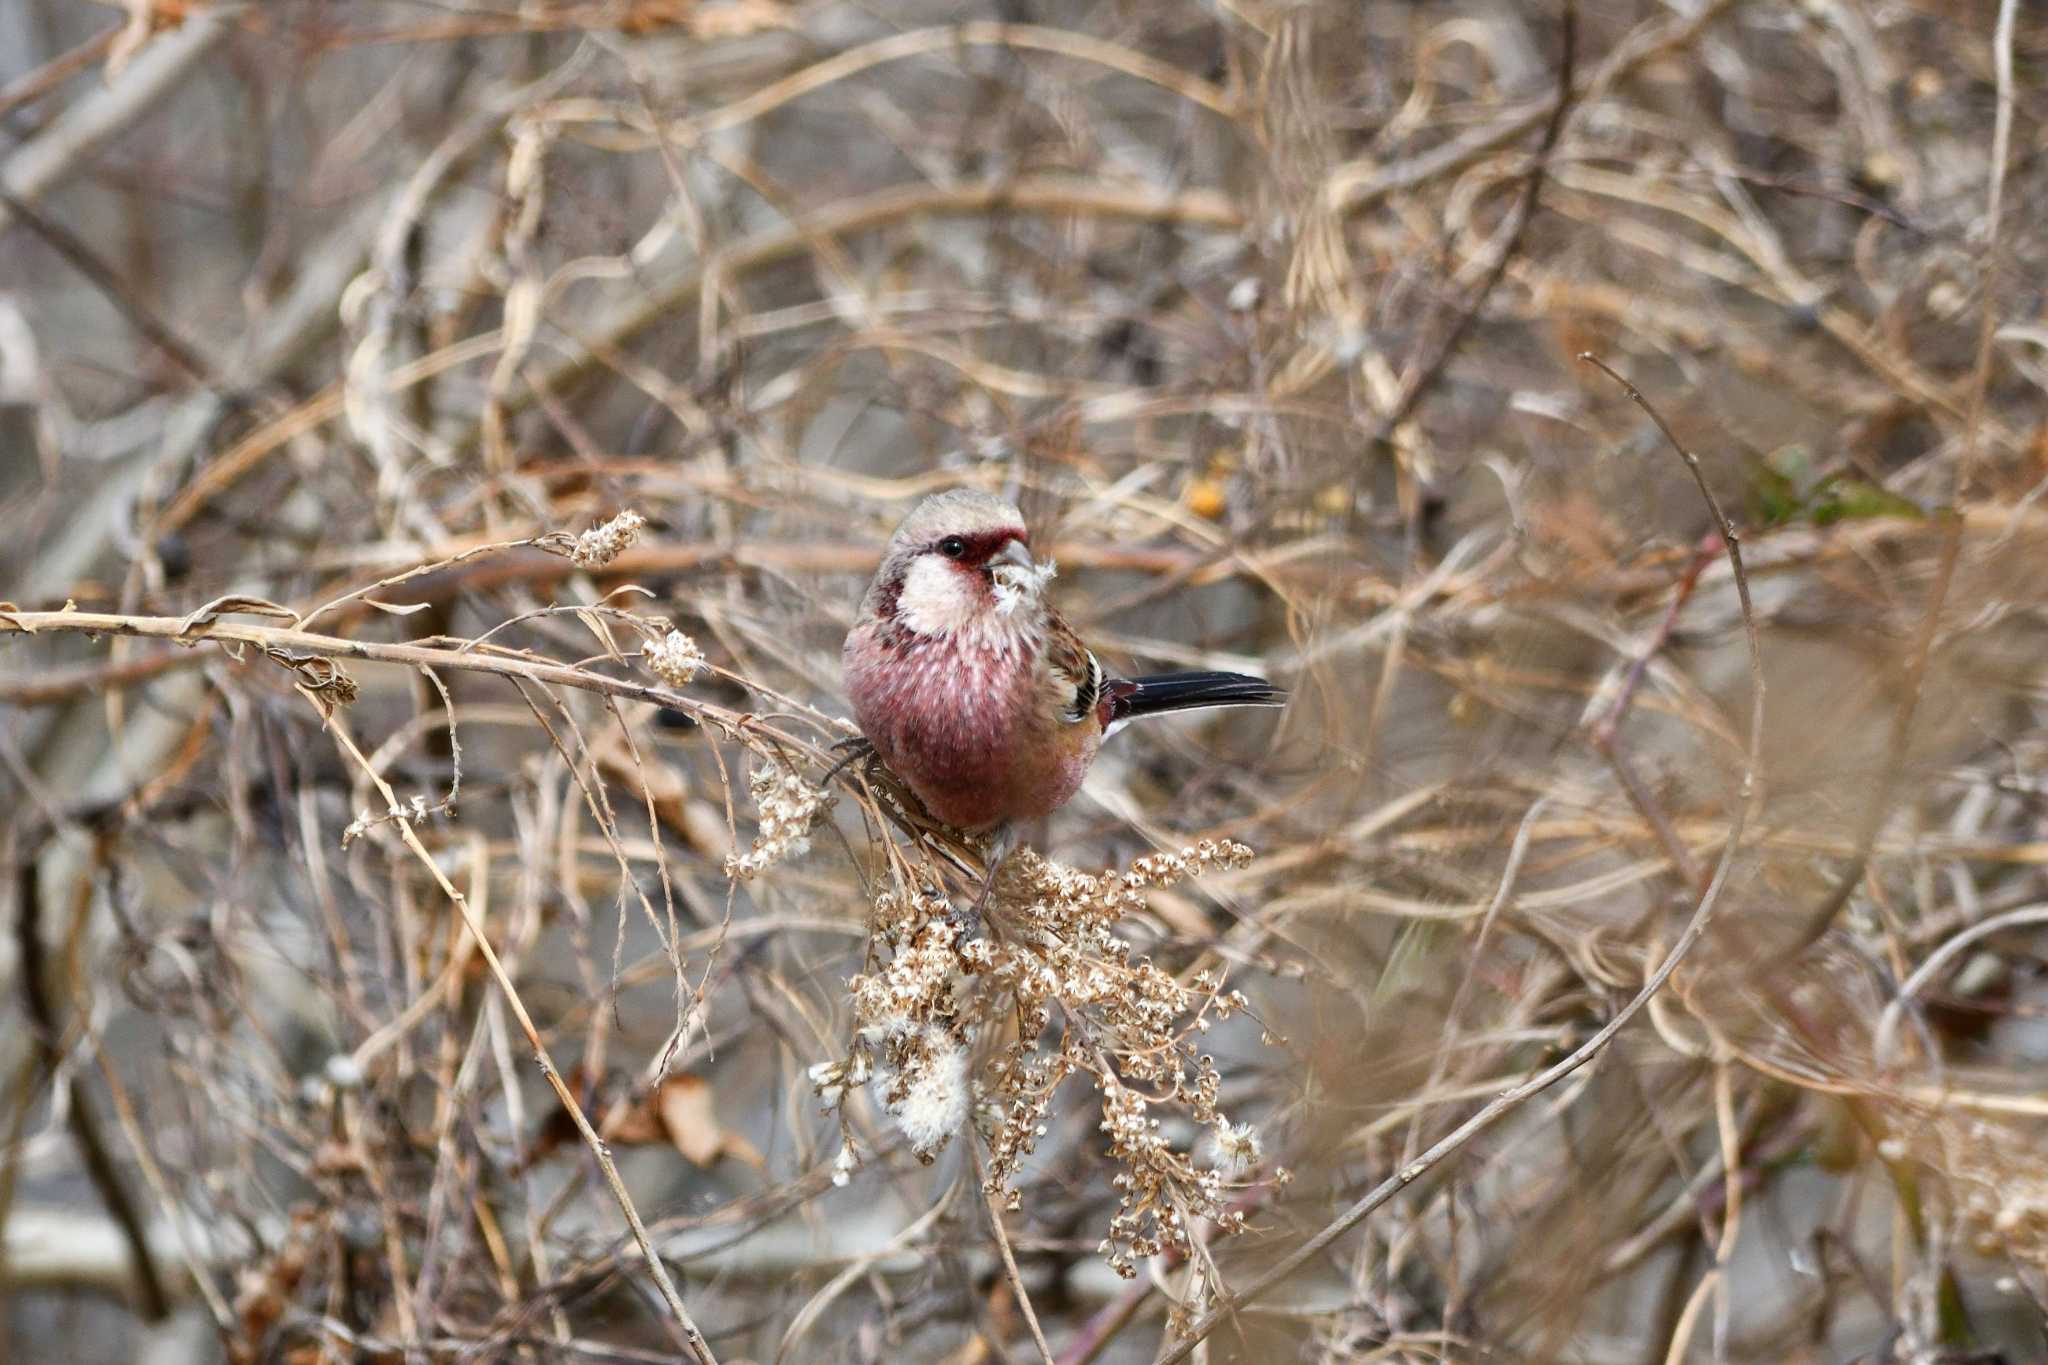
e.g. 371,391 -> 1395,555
937,536 -> 967,559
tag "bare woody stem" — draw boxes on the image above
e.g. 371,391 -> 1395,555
0,607 -> 740,728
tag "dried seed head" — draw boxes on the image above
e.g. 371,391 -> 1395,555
1208,1118 -> 1263,1175
869,1022 -> 971,1160
571,510 -> 645,568
643,629 -> 706,688
724,760 -> 829,880
825,842 -> 1269,1267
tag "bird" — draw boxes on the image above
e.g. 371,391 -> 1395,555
841,489 -> 1283,885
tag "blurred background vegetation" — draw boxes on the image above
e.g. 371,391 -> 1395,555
3,0 -> 2047,1360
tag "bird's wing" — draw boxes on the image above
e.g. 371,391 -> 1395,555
1043,613 -> 1103,725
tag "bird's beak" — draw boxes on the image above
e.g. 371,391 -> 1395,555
992,539 -> 1035,570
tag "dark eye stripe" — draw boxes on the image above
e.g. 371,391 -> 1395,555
929,527 -> 1028,563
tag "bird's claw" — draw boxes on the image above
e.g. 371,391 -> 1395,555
946,855 -> 1006,945
821,736 -> 877,789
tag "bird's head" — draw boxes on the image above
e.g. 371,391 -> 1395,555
864,490 -> 1058,639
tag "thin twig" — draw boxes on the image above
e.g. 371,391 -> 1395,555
978,1150 -> 1057,1365
1374,0 -> 1577,444
0,25 -> 120,119
1789,518 -> 1959,951
1962,0 -> 2019,503
11,852 -> 172,1320
0,608 -> 734,731
0,8 -> 235,237
0,190 -> 223,390
1872,902 -> 2048,1069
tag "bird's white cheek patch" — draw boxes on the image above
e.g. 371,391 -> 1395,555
896,556 -> 980,635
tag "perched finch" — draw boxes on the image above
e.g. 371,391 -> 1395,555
842,490 -> 1282,856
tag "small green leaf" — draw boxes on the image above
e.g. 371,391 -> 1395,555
1810,477 -> 1925,525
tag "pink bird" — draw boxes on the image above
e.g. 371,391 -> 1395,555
842,490 -> 1282,873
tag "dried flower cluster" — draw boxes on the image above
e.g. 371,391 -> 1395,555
723,759 -> 829,880
812,840 -> 1276,1275
1907,1113 -> 2048,1291
818,901 -> 974,1161
642,628 -> 706,688
870,1019 -> 972,1158
340,794 -> 430,847
569,509 -> 645,568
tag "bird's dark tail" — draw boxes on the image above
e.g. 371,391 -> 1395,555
1104,671 -> 1285,725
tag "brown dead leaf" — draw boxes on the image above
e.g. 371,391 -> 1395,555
656,1073 -> 727,1165
657,1073 -> 764,1169
598,1093 -> 668,1146
598,1073 -> 764,1170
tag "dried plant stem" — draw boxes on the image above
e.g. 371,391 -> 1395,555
1160,864 -> 1739,1361
0,9 -> 233,236
1324,0 -> 1737,216
1400,796 -> 1548,1168
978,1152 -> 1056,1365
1710,1061 -> 1742,1354
9,0 -> 2041,1353
1790,516 -> 1960,950
79,1013 -> 237,1330
0,190 -> 222,390
0,24 -> 118,119
0,650 -> 199,706
135,177 -> 1241,540
12,856 -> 171,1322
1154,355 -> 1768,1364
1591,734 -> 1706,891
0,608 -> 738,729
1375,1 -> 1576,445
1661,1267 -> 1717,1365
304,689 -> 720,1363
664,22 -> 1236,135
772,1188 -> 957,1365
1963,0 -> 2019,499
1873,902 -> 2048,1069
1056,1184 -> 1273,1365
1591,534 -> 1718,750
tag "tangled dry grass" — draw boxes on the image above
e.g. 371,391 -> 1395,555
5,0 -> 2048,1361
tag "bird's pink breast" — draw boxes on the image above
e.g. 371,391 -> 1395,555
844,623 -> 1098,830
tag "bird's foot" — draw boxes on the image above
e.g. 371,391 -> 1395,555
947,837 -> 1015,943
821,735 -> 877,788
